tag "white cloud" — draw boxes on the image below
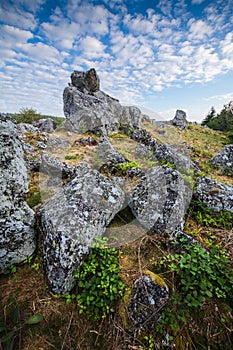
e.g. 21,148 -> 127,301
79,36 -> 110,59
188,19 -> 214,41
0,0 -> 44,30
66,2 -> 111,36
192,0 -> 205,4
15,42 -> 61,64
0,25 -> 33,48
204,92 -> 233,102
221,32 -> 233,57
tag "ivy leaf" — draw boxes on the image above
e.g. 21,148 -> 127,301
26,314 -> 44,325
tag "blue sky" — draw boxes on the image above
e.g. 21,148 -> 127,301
0,0 -> 232,122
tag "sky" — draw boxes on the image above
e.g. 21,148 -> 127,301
0,0 -> 233,123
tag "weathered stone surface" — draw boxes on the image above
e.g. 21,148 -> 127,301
40,154 -> 74,179
46,137 -> 70,150
33,118 -> 57,132
193,176 -> 233,212
71,68 -> 100,93
63,87 -> 120,134
211,145 -> 233,175
131,129 -> 158,156
0,114 -> 36,272
128,270 -> 169,330
98,136 -> 128,165
17,123 -> 39,135
154,143 -> 198,173
39,162 -> 125,293
74,136 -> 98,146
120,106 -> 142,130
129,166 -> 192,234
171,109 -> 188,130
63,69 -> 143,134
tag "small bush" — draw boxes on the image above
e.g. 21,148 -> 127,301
157,237 -> 233,333
116,160 -> 142,174
73,238 -> 125,320
189,200 -> 233,229
13,107 -> 41,124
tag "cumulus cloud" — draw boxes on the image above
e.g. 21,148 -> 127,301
0,0 -> 45,29
188,19 -> 214,41
0,25 -> 33,48
0,0 -> 233,118
79,36 -> 110,59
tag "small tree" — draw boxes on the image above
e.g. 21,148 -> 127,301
201,106 -> 216,126
15,107 -> 41,124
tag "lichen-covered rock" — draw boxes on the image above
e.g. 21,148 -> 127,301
128,270 -> 169,331
33,118 -> 57,132
130,129 -> 158,150
63,87 -> 120,134
39,162 -> 125,294
46,137 -> 70,150
129,166 -> 192,234
120,106 -> 142,130
17,123 -> 39,135
63,69 -> 143,134
0,114 -> 36,272
211,145 -> 233,176
154,143 -> 198,173
193,176 -> 233,212
97,136 -> 128,165
40,154 -> 74,179
171,109 -> 188,130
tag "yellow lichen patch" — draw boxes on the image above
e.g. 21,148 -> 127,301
142,269 -> 168,289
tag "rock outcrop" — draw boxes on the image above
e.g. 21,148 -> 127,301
39,162 -> 125,294
40,154 -> 74,179
97,136 -> 128,166
154,143 -> 198,173
171,109 -> 188,130
211,145 -> 233,175
33,118 -> 57,133
194,176 -> 233,213
129,166 -> 192,234
0,114 -> 36,272
63,68 -> 143,134
128,270 -> 169,331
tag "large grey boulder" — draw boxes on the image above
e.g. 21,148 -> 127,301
0,114 -> 36,272
211,145 -> 233,176
129,166 -> 192,234
39,162 -> 125,294
71,68 -> 100,93
154,143 -> 198,174
63,87 -> 120,134
33,118 -> 57,132
171,109 -> 188,130
194,176 -> 233,212
97,136 -> 128,165
40,154 -> 74,179
63,69 -> 142,134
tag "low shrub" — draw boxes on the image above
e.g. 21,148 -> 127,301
73,238 -> 125,320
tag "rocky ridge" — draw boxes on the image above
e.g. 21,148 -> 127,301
0,70 -> 233,349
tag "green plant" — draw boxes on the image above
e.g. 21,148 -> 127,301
144,334 -> 155,350
116,160 -> 142,173
64,154 -> 78,160
160,159 -> 176,169
13,107 -> 41,124
158,238 -> 233,334
0,304 -> 44,350
189,200 -> 233,229
73,238 -> 125,320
